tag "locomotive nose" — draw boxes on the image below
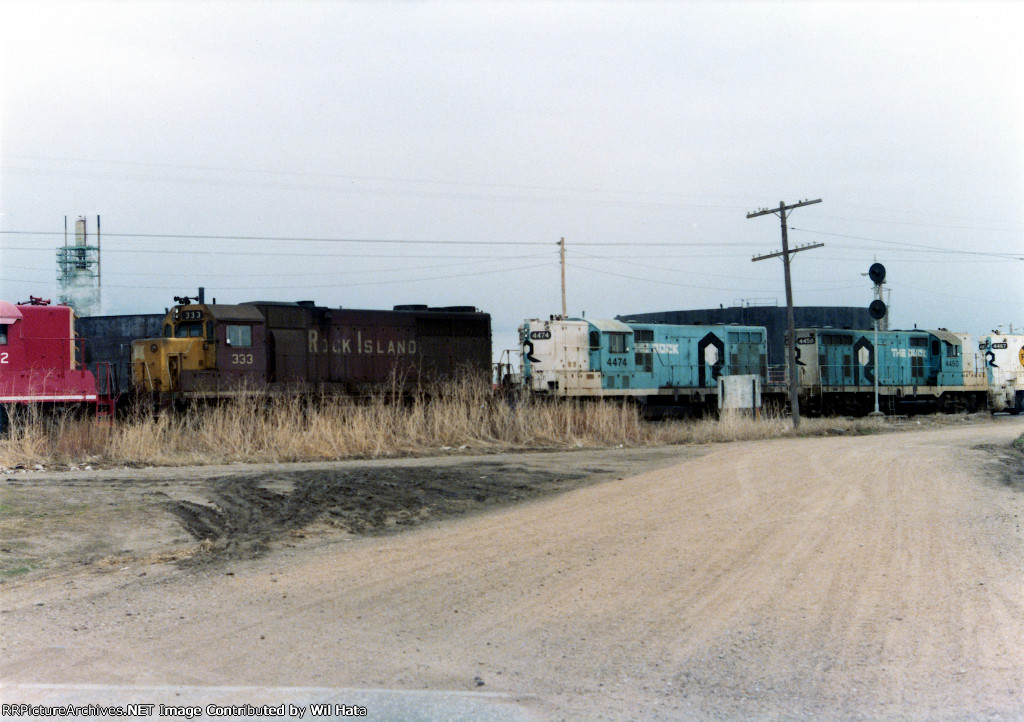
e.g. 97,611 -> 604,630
132,337 -> 184,393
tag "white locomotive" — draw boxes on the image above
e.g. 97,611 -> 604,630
980,333 -> 1024,414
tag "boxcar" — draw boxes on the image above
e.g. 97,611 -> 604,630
77,313 -> 165,396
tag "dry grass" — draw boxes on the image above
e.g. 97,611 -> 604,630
0,380 -> 966,470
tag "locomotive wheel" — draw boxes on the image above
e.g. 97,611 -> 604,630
1011,392 -> 1024,416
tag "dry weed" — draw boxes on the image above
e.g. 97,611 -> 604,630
0,383 -> 959,469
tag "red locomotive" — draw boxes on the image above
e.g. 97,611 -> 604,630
0,298 -> 114,432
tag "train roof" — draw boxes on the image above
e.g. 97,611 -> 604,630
927,329 -> 963,346
588,319 -> 632,333
796,327 -> 966,346
241,301 -> 485,315
194,304 -> 265,323
0,301 -> 24,324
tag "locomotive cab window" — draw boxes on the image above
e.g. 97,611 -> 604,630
822,333 -> 853,346
0,324 -> 6,345
609,333 -> 627,354
728,331 -> 755,343
174,322 -> 204,338
163,324 -> 173,338
590,330 -> 600,350
226,325 -> 252,348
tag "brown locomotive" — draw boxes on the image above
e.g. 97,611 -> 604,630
132,298 -> 491,401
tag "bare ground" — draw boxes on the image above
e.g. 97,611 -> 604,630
1,416 -> 1023,720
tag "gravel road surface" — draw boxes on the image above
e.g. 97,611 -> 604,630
2,418 -> 1022,720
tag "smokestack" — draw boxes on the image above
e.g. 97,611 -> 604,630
198,287 -> 205,304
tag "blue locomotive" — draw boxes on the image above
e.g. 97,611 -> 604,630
792,327 -> 988,415
519,317 -> 767,413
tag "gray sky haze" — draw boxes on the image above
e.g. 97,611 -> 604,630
2,0 -> 1021,356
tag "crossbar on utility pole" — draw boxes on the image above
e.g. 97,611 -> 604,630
748,199 -> 823,428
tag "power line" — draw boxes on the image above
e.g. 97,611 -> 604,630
812,214 -> 1022,234
0,245 -> 551,260
2,154 -> 743,205
0,230 -> 552,246
0,262 -> 552,292
899,284 -> 1024,307
0,229 -> 762,248
5,227 -> 1017,256
568,263 -> 777,293
1,242 -> 1011,263
576,251 -> 1000,264
9,155 -> 1022,231
2,166 -> 759,213
790,227 -> 1023,259
4,227 -> 1019,255
573,250 -> 865,285
1,253 -> 552,278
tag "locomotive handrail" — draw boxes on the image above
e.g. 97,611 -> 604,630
94,361 -> 119,422
134,358 -> 155,392
95,361 -> 116,398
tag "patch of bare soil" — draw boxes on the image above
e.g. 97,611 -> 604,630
0,446 -> 698,580
167,463 -> 604,562
990,437 -> 1024,492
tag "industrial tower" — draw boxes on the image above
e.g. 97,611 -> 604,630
56,215 -> 101,317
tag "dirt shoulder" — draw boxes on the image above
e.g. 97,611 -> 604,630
0,444 -> 702,583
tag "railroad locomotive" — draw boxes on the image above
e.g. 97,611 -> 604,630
519,316 -> 767,413
979,333 -> 1024,414
792,327 -> 988,415
132,298 -> 492,402
0,299 -> 114,432
5,289 -> 1020,424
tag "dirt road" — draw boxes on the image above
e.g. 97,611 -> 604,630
2,418 -> 1023,720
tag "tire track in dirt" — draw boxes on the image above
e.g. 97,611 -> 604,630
162,462 -> 629,561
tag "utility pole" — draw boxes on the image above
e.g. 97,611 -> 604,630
749,199 -> 824,428
559,237 -> 567,318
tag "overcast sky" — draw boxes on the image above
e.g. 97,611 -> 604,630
2,0 -> 1021,358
